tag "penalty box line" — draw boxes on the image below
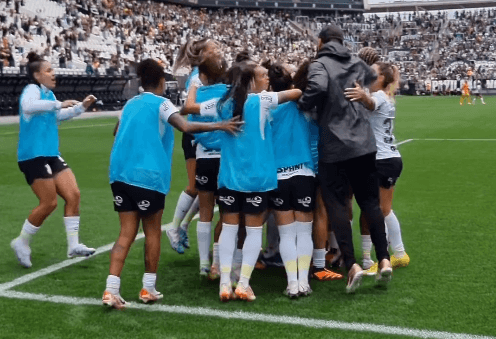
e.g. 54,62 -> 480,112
0,290 -> 494,339
0,208 -> 217,292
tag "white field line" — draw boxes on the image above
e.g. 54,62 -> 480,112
0,208 -> 216,291
395,139 -> 415,146
0,290 -> 494,339
0,111 -> 121,126
417,138 -> 496,141
0,123 -> 116,136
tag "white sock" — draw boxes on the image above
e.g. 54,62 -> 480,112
197,221 -> 212,269
239,226 -> 263,287
219,223 -> 238,285
106,275 -> 120,295
171,191 -> 195,229
19,219 -> 39,245
329,231 -> 339,249
278,223 -> 298,284
231,248 -> 243,282
142,272 -> 157,292
296,221 -> 313,285
362,235 -> 372,260
180,196 -> 200,232
213,242 -> 220,267
385,210 -> 405,257
64,216 -> 80,249
313,248 -> 326,269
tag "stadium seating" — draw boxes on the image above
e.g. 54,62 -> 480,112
0,75 -> 134,116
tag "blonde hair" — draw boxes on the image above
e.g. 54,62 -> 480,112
172,38 -> 212,74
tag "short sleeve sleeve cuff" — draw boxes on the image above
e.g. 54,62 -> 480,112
159,99 -> 179,122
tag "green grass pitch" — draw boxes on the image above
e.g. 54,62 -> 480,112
0,96 -> 495,338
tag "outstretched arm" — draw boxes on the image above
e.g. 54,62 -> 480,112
181,83 -> 201,115
277,89 -> 302,105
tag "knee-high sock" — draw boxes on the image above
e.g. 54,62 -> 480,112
180,196 -> 200,232
278,223 -> 298,284
171,191 -> 195,229
64,216 -> 80,249
296,221 -> 313,286
197,221 -> 212,269
238,226 -> 263,287
219,223 -> 238,285
19,219 -> 40,245
385,210 -> 405,257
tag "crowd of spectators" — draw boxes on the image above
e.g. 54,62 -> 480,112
1,0 -> 496,87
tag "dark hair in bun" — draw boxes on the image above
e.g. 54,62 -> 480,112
26,52 -> 45,85
268,63 -> 292,92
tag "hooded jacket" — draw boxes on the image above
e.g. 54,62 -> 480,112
298,41 -> 377,164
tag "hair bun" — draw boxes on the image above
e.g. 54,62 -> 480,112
27,52 -> 43,64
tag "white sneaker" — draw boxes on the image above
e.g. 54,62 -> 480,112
298,282 -> 313,296
165,228 -> 184,254
67,243 -> 96,258
283,281 -> 299,299
11,237 -> 32,268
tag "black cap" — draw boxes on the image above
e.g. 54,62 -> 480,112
318,24 -> 344,44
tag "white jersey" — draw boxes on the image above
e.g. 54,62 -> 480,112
370,90 -> 401,160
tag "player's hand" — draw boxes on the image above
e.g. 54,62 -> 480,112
82,95 -> 97,109
61,100 -> 79,108
219,116 -> 244,135
344,82 -> 367,102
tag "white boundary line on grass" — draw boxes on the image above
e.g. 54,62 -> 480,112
0,206 -> 217,292
0,290 -> 493,339
0,123 -> 116,136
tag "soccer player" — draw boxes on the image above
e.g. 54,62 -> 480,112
167,39 -> 223,253
216,62 -> 302,302
460,80 -> 471,106
345,62 -> 409,274
267,63 -> 315,297
181,55 -> 228,278
472,83 -> 486,105
102,59 -> 242,309
11,52 -> 96,268
292,60 -> 344,282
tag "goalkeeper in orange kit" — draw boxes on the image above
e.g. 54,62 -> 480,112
460,80 -> 471,105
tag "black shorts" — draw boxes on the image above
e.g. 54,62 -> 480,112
182,133 -> 196,160
269,175 -> 316,212
218,188 -> 269,214
18,155 -> 70,186
376,157 -> 403,189
196,158 -> 220,193
110,181 -> 165,216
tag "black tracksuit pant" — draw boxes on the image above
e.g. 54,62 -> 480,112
318,152 -> 390,271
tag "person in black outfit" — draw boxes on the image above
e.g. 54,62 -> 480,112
298,25 -> 392,293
